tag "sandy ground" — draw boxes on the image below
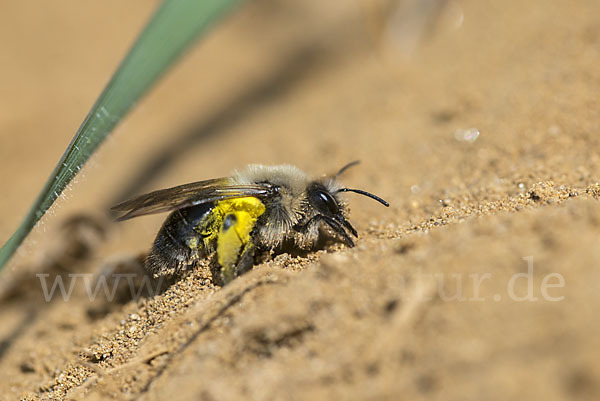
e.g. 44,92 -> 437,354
1,0 -> 599,399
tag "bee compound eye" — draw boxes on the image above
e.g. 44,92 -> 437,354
317,190 -> 339,215
222,214 -> 237,231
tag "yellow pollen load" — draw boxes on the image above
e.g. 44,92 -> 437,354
216,197 -> 266,280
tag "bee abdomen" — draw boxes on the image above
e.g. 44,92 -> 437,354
145,203 -> 214,277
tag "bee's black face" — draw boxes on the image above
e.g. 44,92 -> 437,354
308,183 -> 340,216
305,182 -> 358,247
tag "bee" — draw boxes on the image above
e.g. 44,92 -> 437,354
112,162 -> 388,284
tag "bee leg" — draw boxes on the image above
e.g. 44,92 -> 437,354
295,215 -> 355,248
215,196 -> 264,284
216,213 -> 258,284
217,214 -> 241,283
218,238 -> 254,283
235,241 -> 255,277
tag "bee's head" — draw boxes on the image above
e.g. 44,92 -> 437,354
306,161 -> 389,247
307,182 -> 345,217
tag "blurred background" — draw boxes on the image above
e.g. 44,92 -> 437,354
3,0 -> 597,257
0,0 -> 480,252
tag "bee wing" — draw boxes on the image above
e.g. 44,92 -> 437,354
111,178 -> 274,221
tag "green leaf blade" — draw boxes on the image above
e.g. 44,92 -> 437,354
0,0 -> 242,270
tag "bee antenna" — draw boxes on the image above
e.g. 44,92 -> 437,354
337,188 -> 390,207
335,160 -> 361,177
